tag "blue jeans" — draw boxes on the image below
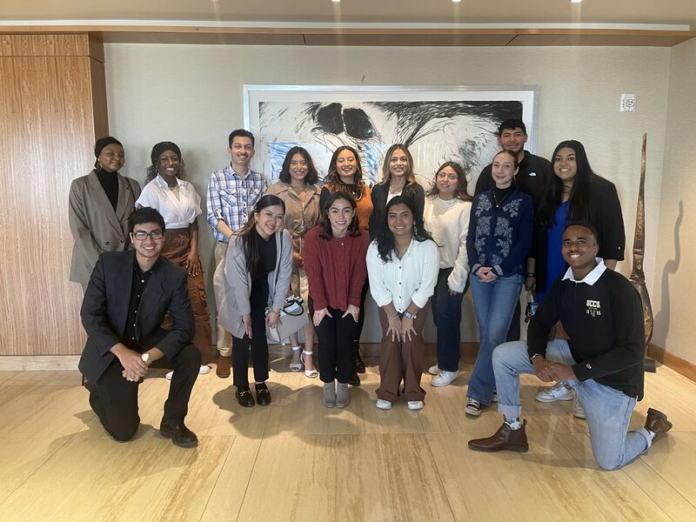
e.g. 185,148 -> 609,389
493,340 -> 652,470
431,268 -> 468,372
468,274 -> 523,404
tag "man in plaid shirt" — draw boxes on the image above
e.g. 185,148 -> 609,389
207,129 -> 267,377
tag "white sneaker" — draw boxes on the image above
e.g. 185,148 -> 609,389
573,396 -> 587,419
165,371 -> 174,381
428,365 -> 440,376
535,383 -> 574,403
199,365 -> 211,375
376,399 -> 392,410
465,398 -> 482,417
408,401 -> 424,410
430,370 -> 460,387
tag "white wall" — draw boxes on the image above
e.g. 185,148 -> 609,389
104,43 -> 670,342
652,39 -> 696,364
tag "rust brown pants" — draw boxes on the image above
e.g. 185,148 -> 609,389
161,228 -> 213,365
376,302 -> 430,403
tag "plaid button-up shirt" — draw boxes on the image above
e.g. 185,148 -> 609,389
206,166 -> 267,242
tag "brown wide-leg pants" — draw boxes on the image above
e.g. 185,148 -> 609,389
161,228 -> 213,365
376,302 -> 431,403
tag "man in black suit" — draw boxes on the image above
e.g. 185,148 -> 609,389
79,207 -> 201,447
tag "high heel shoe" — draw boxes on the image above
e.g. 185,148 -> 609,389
300,350 -> 318,379
289,345 -> 303,372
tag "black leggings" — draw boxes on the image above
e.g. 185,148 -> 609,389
232,280 -> 269,388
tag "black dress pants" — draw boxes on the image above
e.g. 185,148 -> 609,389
314,306 -> 358,384
232,280 -> 269,388
88,344 -> 201,442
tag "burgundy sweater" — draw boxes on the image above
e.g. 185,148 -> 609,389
303,226 -> 370,311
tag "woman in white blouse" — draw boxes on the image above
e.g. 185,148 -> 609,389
367,195 -> 439,411
423,162 -> 472,387
136,142 -> 212,377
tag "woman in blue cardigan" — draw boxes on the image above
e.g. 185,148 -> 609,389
465,150 -> 534,416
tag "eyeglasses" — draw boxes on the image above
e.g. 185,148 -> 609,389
132,229 -> 164,241
436,173 -> 458,180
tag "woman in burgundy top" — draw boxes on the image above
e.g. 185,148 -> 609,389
304,191 -> 370,408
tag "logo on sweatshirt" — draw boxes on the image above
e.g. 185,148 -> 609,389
586,299 -> 602,317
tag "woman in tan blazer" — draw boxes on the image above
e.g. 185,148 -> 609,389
69,137 -> 141,292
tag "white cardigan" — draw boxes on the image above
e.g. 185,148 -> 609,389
214,230 -> 293,339
366,238 -> 439,313
423,196 -> 472,293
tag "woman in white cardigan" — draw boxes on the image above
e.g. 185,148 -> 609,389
214,195 -> 293,408
423,161 -> 473,387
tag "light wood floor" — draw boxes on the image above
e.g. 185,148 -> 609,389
0,350 -> 694,522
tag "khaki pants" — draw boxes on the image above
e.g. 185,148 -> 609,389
214,241 -> 233,357
376,302 -> 431,403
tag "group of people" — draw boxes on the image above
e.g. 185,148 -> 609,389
71,120 -> 672,471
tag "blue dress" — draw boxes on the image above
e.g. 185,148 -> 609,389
539,201 -> 569,302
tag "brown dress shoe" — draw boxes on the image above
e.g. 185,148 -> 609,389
645,408 -> 672,439
468,420 -> 529,452
216,356 -> 231,378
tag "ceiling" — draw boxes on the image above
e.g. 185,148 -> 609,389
1,0 -> 694,27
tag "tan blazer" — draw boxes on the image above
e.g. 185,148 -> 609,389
69,170 -> 142,291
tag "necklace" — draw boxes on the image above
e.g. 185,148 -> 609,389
493,189 -> 512,208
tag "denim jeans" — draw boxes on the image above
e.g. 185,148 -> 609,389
468,274 -> 523,404
492,339 -> 652,470
431,268 -> 468,372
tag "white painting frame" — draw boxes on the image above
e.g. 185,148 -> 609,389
244,85 -> 539,189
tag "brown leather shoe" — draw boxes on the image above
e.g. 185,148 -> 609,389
216,356 -> 231,378
645,408 -> 672,439
468,420 -> 529,452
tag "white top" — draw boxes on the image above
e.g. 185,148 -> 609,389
423,196 -> 472,293
136,175 -> 202,229
366,238 -> 439,313
562,257 -> 607,286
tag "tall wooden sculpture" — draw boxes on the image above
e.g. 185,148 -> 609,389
629,134 -> 654,358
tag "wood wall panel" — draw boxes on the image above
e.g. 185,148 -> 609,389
0,35 -> 107,356
0,34 -> 92,57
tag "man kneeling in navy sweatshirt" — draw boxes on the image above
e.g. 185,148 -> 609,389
468,221 -> 671,470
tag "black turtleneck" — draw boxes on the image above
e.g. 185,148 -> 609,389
492,185 -> 515,209
96,169 -> 119,211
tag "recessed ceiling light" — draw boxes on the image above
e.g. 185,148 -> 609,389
452,0 -> 462,3
571,0 -> 582,3
332,0 -> 340,3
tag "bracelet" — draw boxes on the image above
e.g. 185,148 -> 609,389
529,353 -> 541,362
526,273 -> 536,278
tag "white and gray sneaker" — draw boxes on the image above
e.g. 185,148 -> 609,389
430,370 -> 460,387
428,365 -> 440,376
535,383 -> 574,403
573,395 -> 587,419
465,398 -> 482,417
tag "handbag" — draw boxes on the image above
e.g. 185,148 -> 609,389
264,234 -> 309,342
265,294 -> 310,343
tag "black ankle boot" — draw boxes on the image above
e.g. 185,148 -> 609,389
348,371 -> 361,386
354,341 -> 366,374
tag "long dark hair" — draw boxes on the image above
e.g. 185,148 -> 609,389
278,146 -> 319,185
376,195 -> 432,262
324,145 -> 365,199
538,140 -> 596,229
237,195 -> 286,279
426,161 -> 472,201
319,191 -> 361,240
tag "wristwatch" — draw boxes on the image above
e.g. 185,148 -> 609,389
141,353 -> 151,365
403,310 -> 417,320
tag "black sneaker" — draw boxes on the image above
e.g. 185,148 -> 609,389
236,388 -> 255,408
159,419 -> 198,448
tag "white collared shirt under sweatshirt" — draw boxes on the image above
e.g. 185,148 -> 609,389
136,175 -> 202,229
366,238 -> 440,313
423,196 -> 472,293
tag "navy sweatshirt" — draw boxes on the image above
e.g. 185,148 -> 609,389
528,264 -> 645,399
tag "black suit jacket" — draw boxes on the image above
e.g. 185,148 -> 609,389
369,180 -> 425,240
78,250 -> 194,384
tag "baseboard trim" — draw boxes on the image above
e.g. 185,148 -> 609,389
0,356 -> 81,371
647,343 -> 696,383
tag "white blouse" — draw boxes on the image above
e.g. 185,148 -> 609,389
136,175 -> 202,229
423,196 -> 472,293
366,238 -> 439,313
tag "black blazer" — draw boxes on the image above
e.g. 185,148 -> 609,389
78,250 -> 194,384
368,180 -> 425,240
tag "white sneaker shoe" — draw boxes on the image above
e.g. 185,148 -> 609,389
376,399 -> 392,410
573,396 -> 587,419
407,401 -> 424,410
165,371 -> 174,380
430,370 -> 460,387
428,365 -> 440,376
535,383 -> 574,403
199,365 -> 211,375
465,398 -> 482,417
